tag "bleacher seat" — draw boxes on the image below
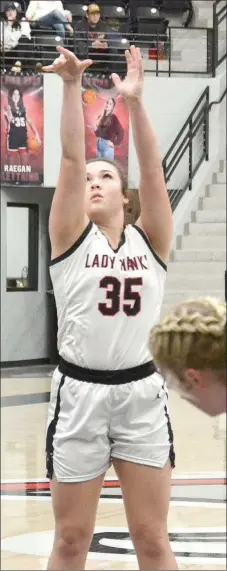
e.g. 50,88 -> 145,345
87,0 -> 127,5
137,7 -> 161,19
160,0 -> 191,14
137,17 -> 168,42
101,5 -> 127,19
33,32 -> 64,66
107,35 -> 130,49
64,3 -> 86,18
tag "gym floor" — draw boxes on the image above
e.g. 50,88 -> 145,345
1,366 -> 226,570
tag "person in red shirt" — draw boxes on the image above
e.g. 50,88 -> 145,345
75,3 -> 108,60
94,98 -> 124,159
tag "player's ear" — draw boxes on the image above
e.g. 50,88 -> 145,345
184,369 -> 203,390
123,196 -> 129,205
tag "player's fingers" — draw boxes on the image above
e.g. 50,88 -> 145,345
42,57 -> 65,72
53,54 -> 66,66
136,47 -> 144,79
56,45 -> 76,60
80,59 -> 93,71
129,44 -> 137,61
139,57 -> 144,80
136,46 -> 142,62
125,49 -> 132,64
42,65 -> 54,72
111,72 -> 121,87
43,52 -> 65,70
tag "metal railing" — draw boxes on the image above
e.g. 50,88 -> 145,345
162,87 -> 227,211
0,23 -> 218,76
212,0 -> 227,75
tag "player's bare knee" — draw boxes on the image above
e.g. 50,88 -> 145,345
55,525 -> 91,558
131,522 -> 169,558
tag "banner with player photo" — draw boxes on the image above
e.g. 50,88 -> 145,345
1,74 -> 43,185
82,75 -> 129,177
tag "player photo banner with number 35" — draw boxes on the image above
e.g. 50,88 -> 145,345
82,75 -> 129,176
1,74 -> 43,185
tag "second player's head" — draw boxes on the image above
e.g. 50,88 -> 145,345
85,158 -> 129,225
149,297 -> 226,417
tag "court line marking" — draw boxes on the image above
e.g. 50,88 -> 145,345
1,477 -> 226,491
1,526 -> 226,565
1,496 -> 226,508
1,472 -> 226,483
88,553 -> 226,565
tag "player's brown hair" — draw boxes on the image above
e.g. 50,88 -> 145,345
149,297 -> 226,382
86,157 -> 128,197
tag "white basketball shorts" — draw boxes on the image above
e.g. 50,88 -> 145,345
46,358 -> 175,482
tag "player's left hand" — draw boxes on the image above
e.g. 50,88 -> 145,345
111,45 -> 143,101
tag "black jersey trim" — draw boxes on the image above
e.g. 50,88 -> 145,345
100,228 -> 126,253
49,221 -> 93,266
46,374 -> 65,479
132,225 -> 167,271
59,356 -> 157,384
164,403 -> 176,469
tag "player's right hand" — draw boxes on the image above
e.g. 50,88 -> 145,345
42,46 -> 92,81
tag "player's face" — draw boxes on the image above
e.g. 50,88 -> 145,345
105,99 -> 114,115
85,161 -> 127,222
6,8 -> 17,21
165,369 -> 226,417
12,89 -> 20,104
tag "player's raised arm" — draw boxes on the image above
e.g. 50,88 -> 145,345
43,46 -> 92,258
112,46 -> 173,264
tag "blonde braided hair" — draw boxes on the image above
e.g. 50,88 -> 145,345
149,297 -> 226,380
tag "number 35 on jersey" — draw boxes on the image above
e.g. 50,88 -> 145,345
98,276 -> 143,317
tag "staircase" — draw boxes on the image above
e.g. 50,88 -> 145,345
162,158 -> 226,314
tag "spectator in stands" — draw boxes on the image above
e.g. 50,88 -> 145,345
94,98 -> 124,159
75,3 -> 109,61
0,1 -> 32,72
26,1 -> 73,38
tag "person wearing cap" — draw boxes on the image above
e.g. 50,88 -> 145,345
0,1 -> 32,72
75,3 -> 108,63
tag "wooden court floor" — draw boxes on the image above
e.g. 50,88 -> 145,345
1,371 -> 226,571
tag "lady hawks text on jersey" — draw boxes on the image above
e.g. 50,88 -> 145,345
85,253 -> 149,271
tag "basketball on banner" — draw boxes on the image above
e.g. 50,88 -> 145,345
0,74 -> 43,185
82,90 -> 97,105
27,135 -> 41,154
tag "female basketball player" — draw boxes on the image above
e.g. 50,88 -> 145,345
43,45 -> 177,571
4,87 -> 41,165
95,98 -> 124,159
149,297 -> 226,416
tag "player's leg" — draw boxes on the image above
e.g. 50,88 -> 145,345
47,474 -> 104,571
111,372 -> 177,570
46,368 -> 111,570
96,137 -> 103,157
113,459 -> 177,570
103,140 -> 114,160
6,150 -> 18,167
6,130 -> 18,167
18,148 -> 28,166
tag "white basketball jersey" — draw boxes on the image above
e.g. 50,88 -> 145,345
49,222 -> 167,370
